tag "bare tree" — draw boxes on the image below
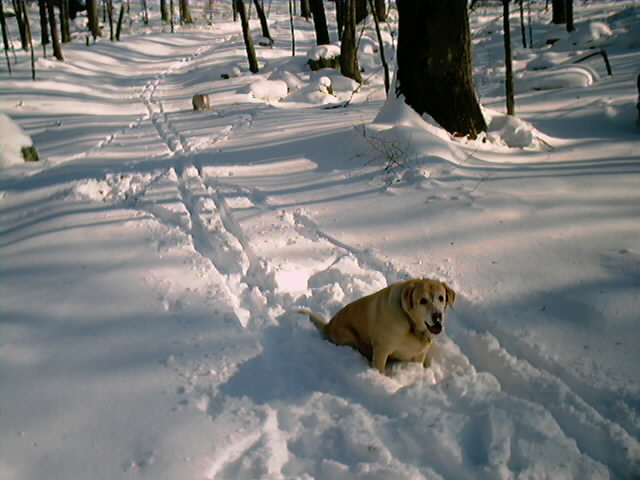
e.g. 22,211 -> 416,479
180,0 -> 193,24
340,0 -> 362,83
13,0 -> 30,50
1,0 -> 11,73
503,0 -> 515,115
46,0 -> 64,60
86,0 -> 101,40
309,0 -> 330,45
38,0 -> 49,55
161,0 -> 170,23
59,0 -> 71,43
368,0 -> 389,95
395,0 -> 486,138
236,0 -> 258,72
253,0 -> 273,45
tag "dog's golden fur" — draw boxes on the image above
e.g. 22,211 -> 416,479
299,278 -> 456,374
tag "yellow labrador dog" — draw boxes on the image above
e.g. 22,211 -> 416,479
299,279 -> 456,374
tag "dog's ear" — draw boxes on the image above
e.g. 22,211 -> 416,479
401,282 -> 416,313
443,283 -> 456,308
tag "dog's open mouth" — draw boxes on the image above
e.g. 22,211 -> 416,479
427,322 -> 442,335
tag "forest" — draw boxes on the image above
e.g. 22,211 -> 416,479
1,1 -> 639,479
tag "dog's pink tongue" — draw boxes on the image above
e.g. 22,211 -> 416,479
428,323 -> 442,335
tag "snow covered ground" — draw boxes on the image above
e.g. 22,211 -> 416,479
1,2 -> 639,479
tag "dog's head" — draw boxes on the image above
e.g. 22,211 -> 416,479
401,279 -> 456,338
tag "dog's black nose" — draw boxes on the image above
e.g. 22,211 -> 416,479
432,312 -> 442,322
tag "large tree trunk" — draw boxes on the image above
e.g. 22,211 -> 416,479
340,0 -> 362,83
160,0 -> 169,22
309,0 -> 330,45
395,0 -> 486,138
236,0 -> 258,73
179,0 -> 193,24
552,0 -> 566,24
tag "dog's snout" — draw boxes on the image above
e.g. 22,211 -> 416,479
432,312 -> 442,323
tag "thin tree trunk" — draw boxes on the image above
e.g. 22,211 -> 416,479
503,0 -> 515,115
87,0 -> 101,39
116,2 -> 125,40
46,0 -> 63,60
60,0 -> 70,43
22,3 -> 36,79
142,0 -> 149,24
288,0 -> 295,55
253,0 -> 272,44
236,0 -> 259,72
373,0 -> 386,22
0,0 -> 11,73
565,0 -> 574,32
38,0 -> 49,56
519,0 -> 526,48
309,0 -> 330,45
340,0 -> 362,83
107,0 -> 114,41
300,0 -> 311,19
368,0 -> 389,95
170,0 -> 175,32
161,0 -> 169,23
13,0 -> 30,50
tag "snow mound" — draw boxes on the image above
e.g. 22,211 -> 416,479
517,64 -> 600,92
249,79 -> 289,103
306,44 -> 340,62
304,255 -> 388,314
0,113 -> 35,167
268,69 -> 305,91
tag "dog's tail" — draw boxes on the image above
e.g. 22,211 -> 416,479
296,309 -> 328,336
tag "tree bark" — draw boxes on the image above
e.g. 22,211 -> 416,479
13,0 -> 30,50
86,0 -> 100,39
59,0 -> 71,43
373,0 -> 386,22
395,0 -> 486,138
355,0 -> 367,24
46,0 -> 63,60
161,0 -> 169,23
368,0 -> 389,95
253,0 -> 272,44
38,0 -> 49,55
180,0 -> 193,24
309,0 -> 330,45
0,0 -> 11,73
503,0 -> 515,115
236,0 -> 259,72
300,0 -> 311,19
551,0 -> 566,24
340,0 -> 362,83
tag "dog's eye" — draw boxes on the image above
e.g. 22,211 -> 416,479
438,295 -> 444,302
419,298 -> 428,305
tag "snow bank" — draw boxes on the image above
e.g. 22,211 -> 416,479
249,79 -> 289,103
516,64 -> 600,92
0,113 -> 35,166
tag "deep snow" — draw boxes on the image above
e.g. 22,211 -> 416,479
1,2 -> 639,479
